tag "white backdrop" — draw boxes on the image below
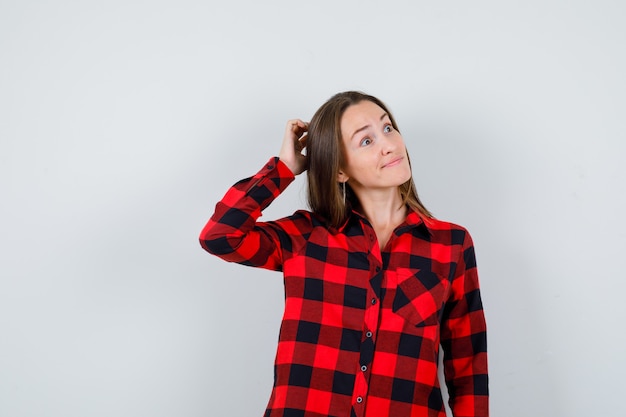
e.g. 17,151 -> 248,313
1,1 -> 625,416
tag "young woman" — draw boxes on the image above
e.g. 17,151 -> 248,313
200,91 -> 488,417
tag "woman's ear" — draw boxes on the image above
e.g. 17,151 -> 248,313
337,170 -> 349,183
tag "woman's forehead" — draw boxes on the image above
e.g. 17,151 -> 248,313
341,101 -> 388,136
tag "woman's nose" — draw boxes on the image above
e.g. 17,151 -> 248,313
379,135 -> 397,154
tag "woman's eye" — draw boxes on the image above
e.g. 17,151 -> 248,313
384,124 -> 393,133
360,137 -> 372,147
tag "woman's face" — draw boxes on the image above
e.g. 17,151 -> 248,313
339,100 -> 411,193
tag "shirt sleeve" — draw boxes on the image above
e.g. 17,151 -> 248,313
440,229 -> 489,417
199,157 -> 296,271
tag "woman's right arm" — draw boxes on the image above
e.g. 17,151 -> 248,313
199,157 -> 295,270
199,120 -> 309,271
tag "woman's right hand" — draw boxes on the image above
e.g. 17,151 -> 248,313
278,119 -> 309,176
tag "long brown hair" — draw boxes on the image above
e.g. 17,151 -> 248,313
306,91 -> 432,228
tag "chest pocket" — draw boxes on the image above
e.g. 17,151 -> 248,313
391,267 -> 449,327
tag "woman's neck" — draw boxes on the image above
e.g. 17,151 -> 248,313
352,188 -> 407,249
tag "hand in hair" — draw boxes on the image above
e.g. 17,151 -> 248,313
278,119 -> 309,175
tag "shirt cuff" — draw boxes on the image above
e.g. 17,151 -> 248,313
264,157 -> 296,181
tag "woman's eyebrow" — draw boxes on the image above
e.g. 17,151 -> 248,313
350,113 -> 389,140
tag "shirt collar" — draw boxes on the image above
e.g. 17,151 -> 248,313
396,208 -> 434,237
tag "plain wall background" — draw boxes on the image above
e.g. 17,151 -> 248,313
1,1 -> 625,416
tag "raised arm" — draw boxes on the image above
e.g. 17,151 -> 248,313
199,120 -> 309,270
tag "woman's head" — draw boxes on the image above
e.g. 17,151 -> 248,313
306,91 -> 431,228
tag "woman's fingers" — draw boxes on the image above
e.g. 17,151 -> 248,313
297,133 -> 308,156
288,119 -> 308,139
279,119 -> 310,175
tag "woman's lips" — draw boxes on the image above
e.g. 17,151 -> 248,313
383,157 -> 403,168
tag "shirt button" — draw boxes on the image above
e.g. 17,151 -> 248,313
267,164 -> 274,170
375,266 -> 381,272
366,331 -> 372,338
356,396 -> 363,404
371,298 -> 377,305
361,365 -> 367,372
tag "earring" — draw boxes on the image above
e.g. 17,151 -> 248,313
342,181 -> 346,205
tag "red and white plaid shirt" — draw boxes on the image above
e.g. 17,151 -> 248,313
200,158 -> 488,417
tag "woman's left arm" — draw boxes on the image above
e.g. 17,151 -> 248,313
440,229 -> 489,417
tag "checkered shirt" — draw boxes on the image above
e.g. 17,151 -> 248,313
200,158 -> 488,417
